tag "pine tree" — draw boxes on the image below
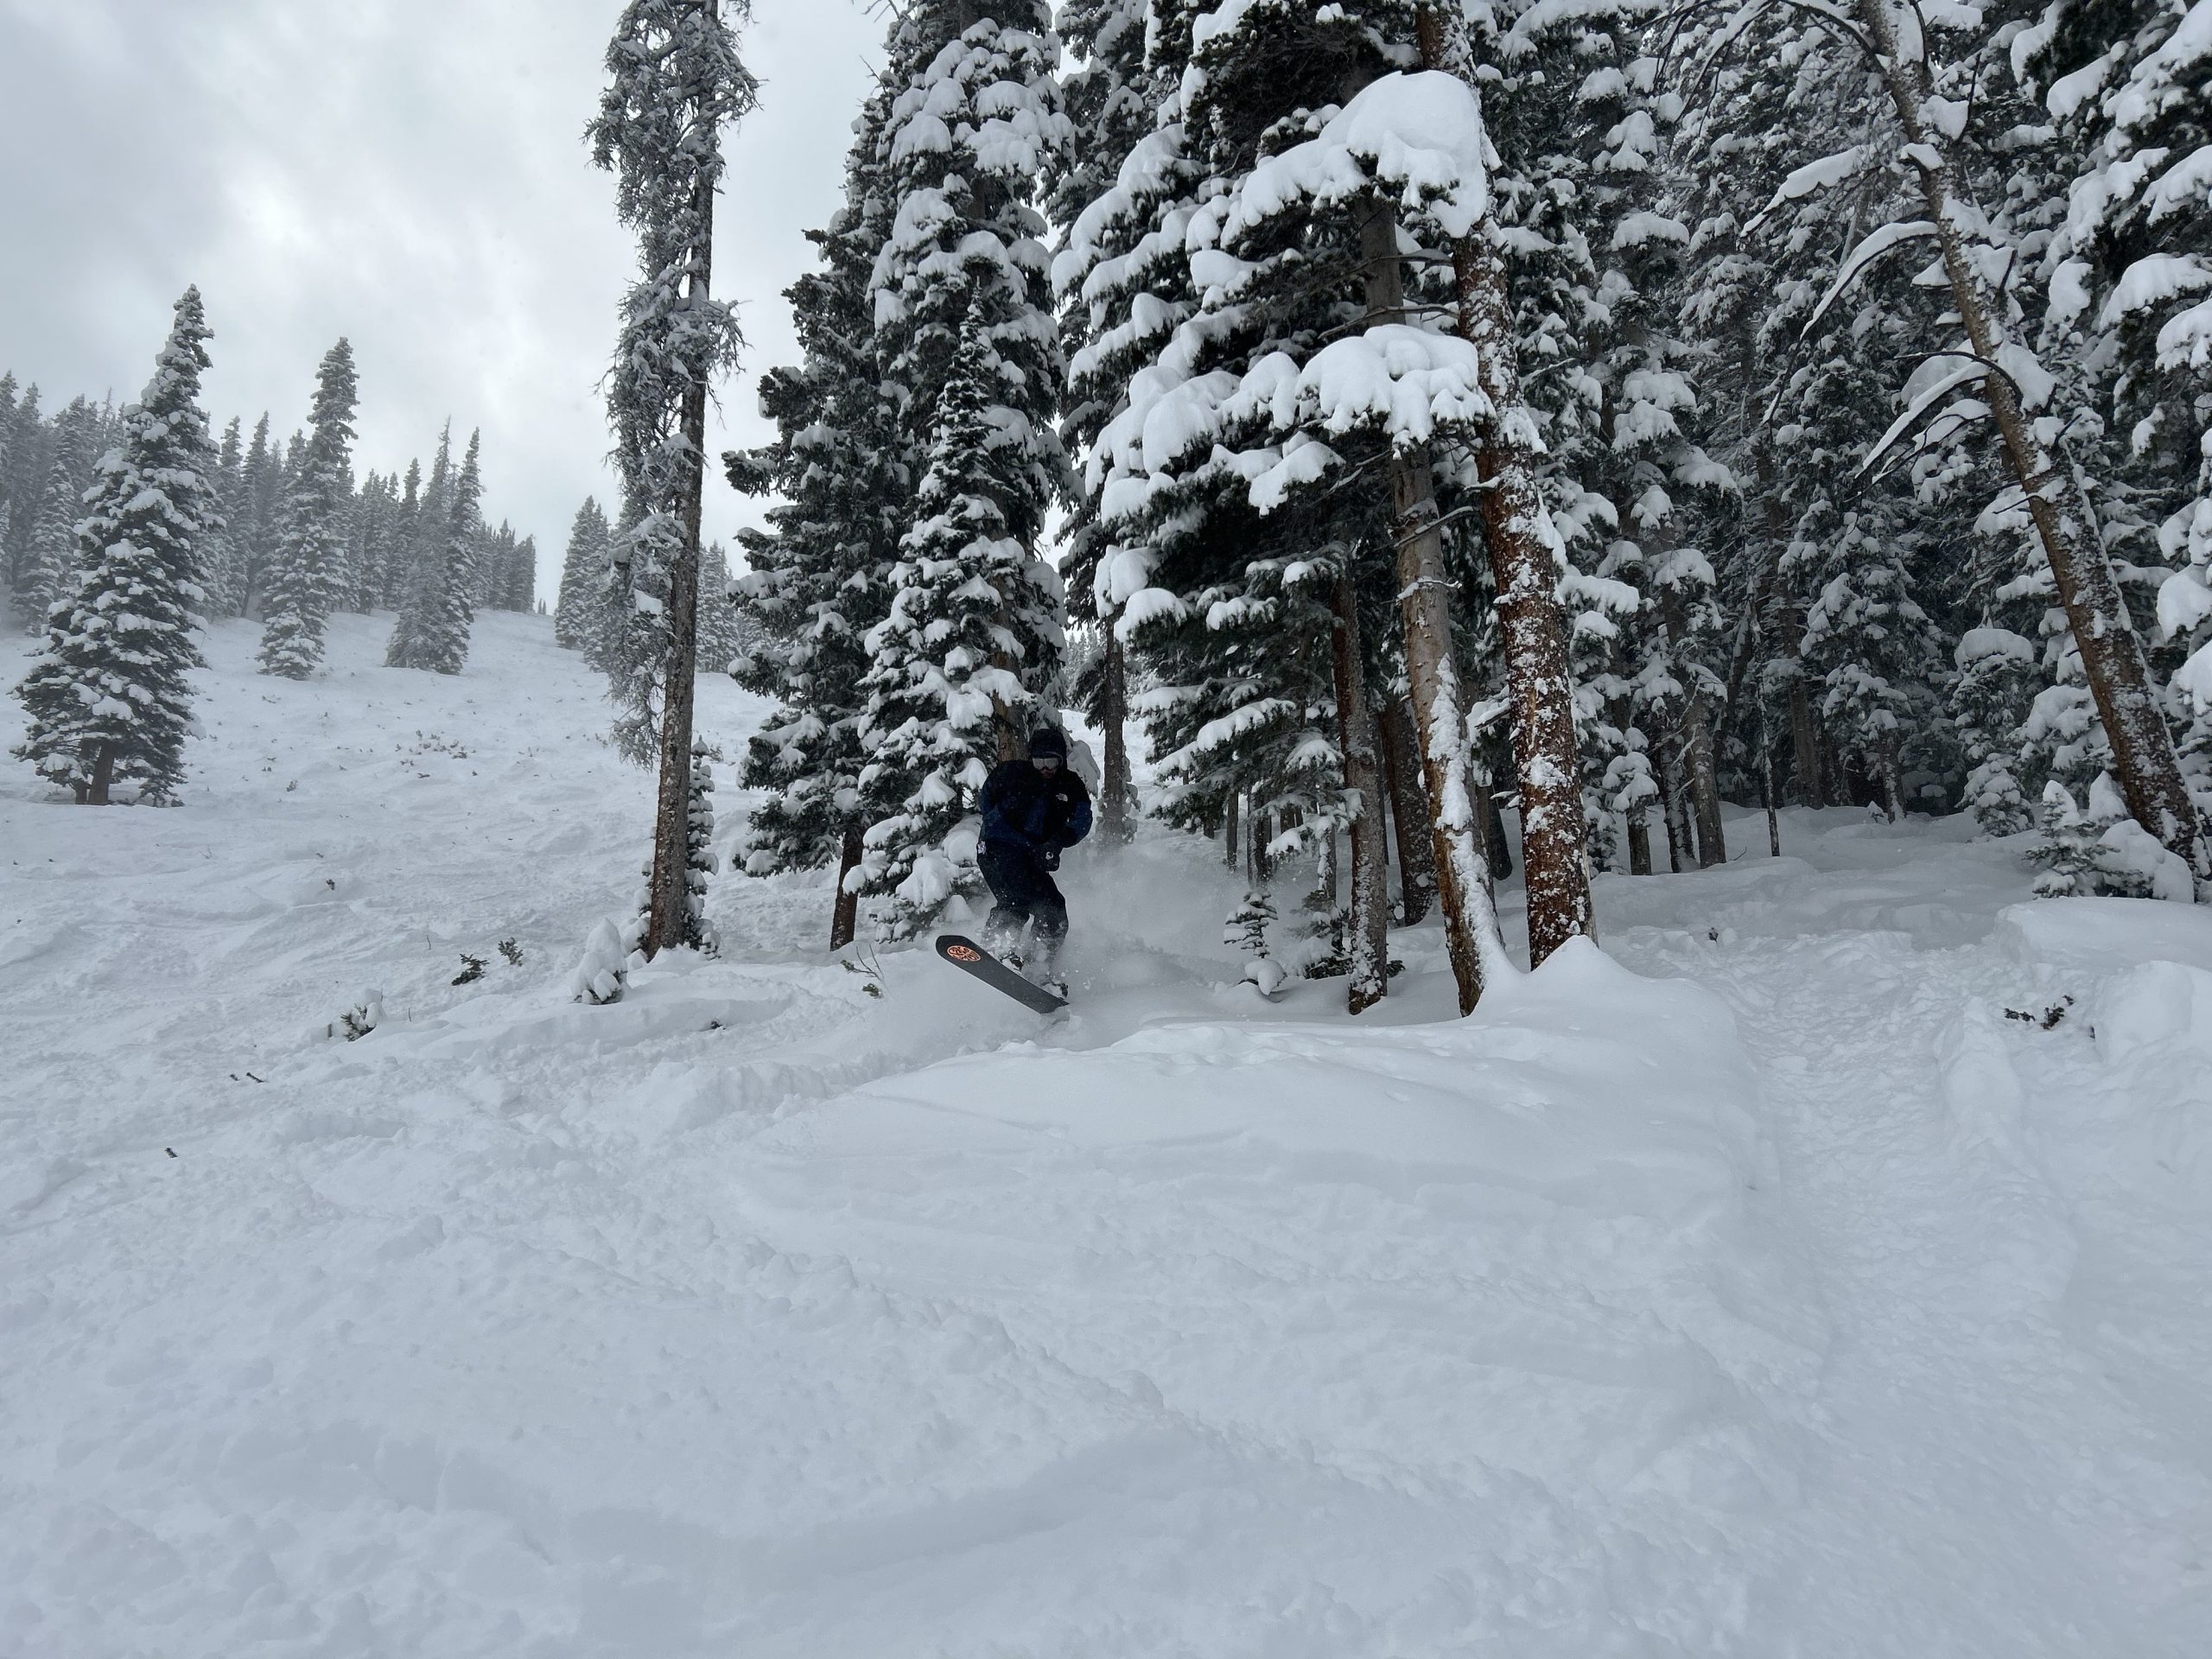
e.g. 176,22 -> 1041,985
385,428 -> 453,670
0,374 -> 20,597
200,418 -> 248,617
2024,0 -> 2212,843
386,427 -> 480,674
383,458 -> 423,611
1953,625 -> 2042,836
682,741 -> 719,952
848,0 -> 1073,935
1046,0 -> 1158,842
16,396 -> 106,632
725,81 -> 904,947
232,415 -> 279,614
855,299 -> 1066,938
257,340 -> 359,678
695,541 -> 741,671
588,0 -> 758,956
553,497 -> 611,649
13,289 -> 220,804
1,383 -> 46,592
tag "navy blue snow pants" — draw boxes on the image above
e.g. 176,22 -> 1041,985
977,842 -> 1067,941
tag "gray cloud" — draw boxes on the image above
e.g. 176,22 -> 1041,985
0,0 -> 881,596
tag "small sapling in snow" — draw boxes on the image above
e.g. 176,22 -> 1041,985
452,953 -> 487,986
498,938 -> 524,966
323,992 -> 384,1042
842,941 -> 886,998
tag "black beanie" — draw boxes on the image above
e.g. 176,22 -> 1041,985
1028,727 -> 1069,760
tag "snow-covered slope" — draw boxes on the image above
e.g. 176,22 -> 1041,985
3,613 -> 2208,1655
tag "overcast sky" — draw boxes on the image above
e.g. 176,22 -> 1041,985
0,0 -> 882,598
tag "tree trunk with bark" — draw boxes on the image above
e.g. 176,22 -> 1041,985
1329,569 -> 1390,1013
1855,0 -> 2208,887
1628,811 -> 1653,875
1877,734 -> 1905,823
1656,730 -> 1694,872
1379,696 -> 1437,924
643,168 -> 716,958
1224,789 -> 1240,868
87,741 -> 117,807
1649,576 -> 1726,868
1414,10 -> 1596,963
1351,193 -> 1514,1012
1098,618 -> 1132,845
829,823 -> 863,950
1789,676 -> 1825,809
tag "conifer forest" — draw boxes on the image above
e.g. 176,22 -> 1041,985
3,3 -> 2209,1653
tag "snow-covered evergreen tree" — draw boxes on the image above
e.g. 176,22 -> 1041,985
553,497 -> 611,650
587,0 -> 757,919
385,431 -> 449,668
1950,625 -> 2040,836
232,414 -> 279,615
200,416 -> 248,618
725,83 -> 903,942
681,741 -> 719,953
386,427 -> 480,674
13,289 -> 220,804
16,395 -> 106,632
855,299 -> 1066,936
382,458 -> 423,612
846,0 -> 1071,936
1,382 -> 46,592
257,339 -> 359,678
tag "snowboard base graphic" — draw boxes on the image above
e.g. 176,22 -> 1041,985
934,934 -> 1067,1014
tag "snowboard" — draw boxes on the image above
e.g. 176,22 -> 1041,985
934,934 -> 1067,1014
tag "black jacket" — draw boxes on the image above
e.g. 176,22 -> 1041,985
979,760 -> 1092,855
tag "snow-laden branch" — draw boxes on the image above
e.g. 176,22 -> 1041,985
1801,219 -> 1938,336
1857,356 -> 1986,477
1220,71 -> 1490,245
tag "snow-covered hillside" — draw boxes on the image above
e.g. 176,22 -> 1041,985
3,613 -> 2209,1656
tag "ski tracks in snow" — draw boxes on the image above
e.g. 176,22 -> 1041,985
1615,837 -> 2212,1656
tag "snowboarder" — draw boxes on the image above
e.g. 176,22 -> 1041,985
976,727 -> 1092,995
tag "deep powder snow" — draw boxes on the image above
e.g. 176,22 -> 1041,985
3,612 -> 2207,1655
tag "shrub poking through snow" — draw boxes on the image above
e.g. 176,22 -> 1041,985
2033,776 -> 2196,901
571,913 -> 646,1006
322,991 -> 383,1042
1224,889 -> 1285,997
683,742 -> 719,955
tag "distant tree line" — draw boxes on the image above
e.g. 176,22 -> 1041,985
5,308 -> 549,803
1,343 -> 541,674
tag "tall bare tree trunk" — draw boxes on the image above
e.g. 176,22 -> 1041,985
1224,789 -> 1240,868
645,168 -> 714,958
1330,569 -> 1390,1013
1414,12 -> 1595,963
1856,0 -> 2206,886
1379,697 -> 1436,924
1656,731 -> 1693,873
1877,734 -> 1906,823
1653,587 -> 1726,868
829,823 -> 863,950
1627,811 -> 1653,875
1484,788 -> 1514,880
87,741 -> 116,807
1098,618 -> 1132,845
1351,195 -> 1512,1013
1684,702 -> 1726,867
1789,674 -> 1825,809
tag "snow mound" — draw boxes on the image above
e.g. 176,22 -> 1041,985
1997,898 -> 2212,1205
722,938 -> 1822,1648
